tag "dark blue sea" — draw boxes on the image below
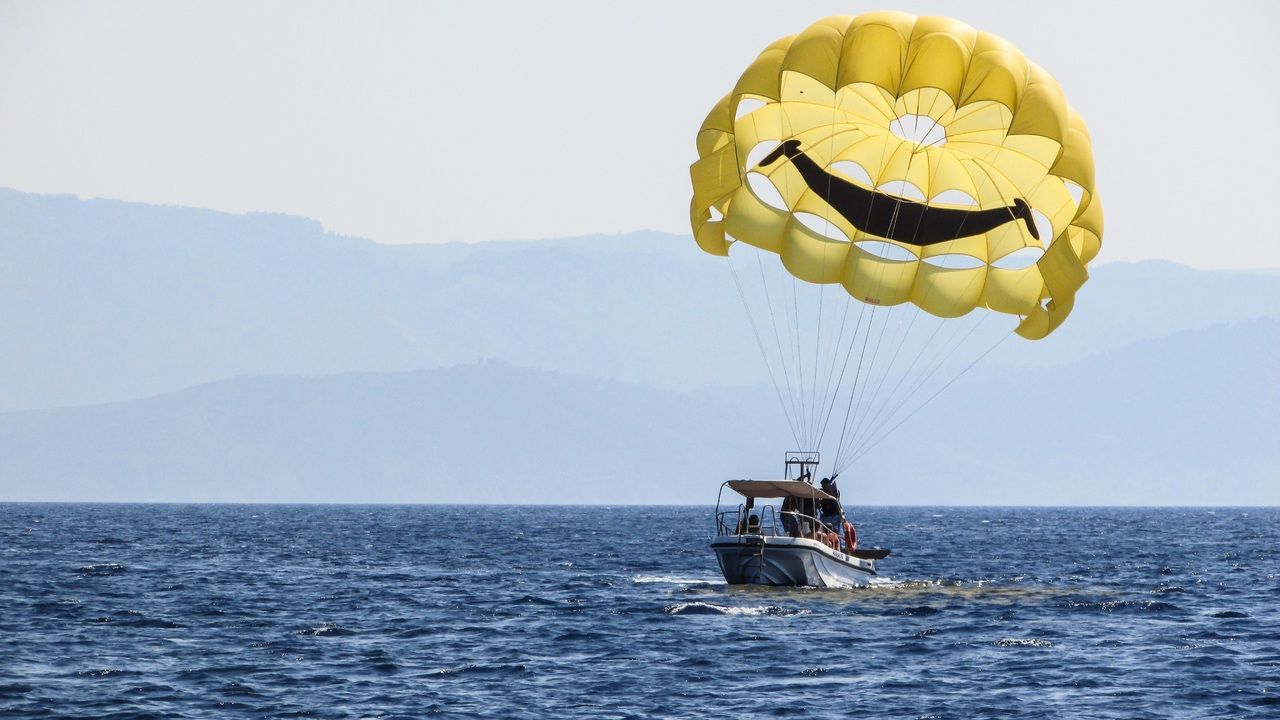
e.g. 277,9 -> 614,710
1,505 -> 1277,718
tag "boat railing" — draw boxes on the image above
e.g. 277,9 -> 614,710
716,508 -> 740,536
758,504 -> 777,536
780,511 -> 843,548
714,507 -> 842,549
716,504 -> 779,537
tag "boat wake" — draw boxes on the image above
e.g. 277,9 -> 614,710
663,601 -> 808,617
632,574 -> 722,586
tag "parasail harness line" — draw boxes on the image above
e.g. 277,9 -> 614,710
828,121 -> 934,473
835,94 -> 934,472
848,328 -> 1014,465
819,115 -> 904,472
838,83 -> 1034,474
838,117 -> 1030,469
727,251 -> 801,448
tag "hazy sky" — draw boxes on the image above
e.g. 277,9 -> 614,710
2,1 -> 1277,268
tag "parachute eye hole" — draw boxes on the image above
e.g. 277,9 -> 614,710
746,140 -> 781,169
1031,210 -> 1054,245
793,212 -> 850,243
991,247 -> 1044,270
1064,181 -> 1085,207
736,98 -> 766,120
930,189 -> 978,206
876,180 -> 925,202
830,161 -> 873,187
889,114 -> 946,147
746,172 -> 789,211
854,241 -> 917,263
922,254 -> 985,270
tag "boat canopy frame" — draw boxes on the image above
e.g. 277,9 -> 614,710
784,451 -> 820,481
714,450 -> 835,539
723,479 -> 836,500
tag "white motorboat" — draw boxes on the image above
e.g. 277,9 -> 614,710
711,452 -> 890,588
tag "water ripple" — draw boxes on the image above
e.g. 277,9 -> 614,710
0,504 -> 1275,718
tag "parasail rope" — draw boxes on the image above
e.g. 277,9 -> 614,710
844,309 -> 989,466
841,308 -> 940,458
755,250 -> 806,442
789,274 -> 809,447
809,71 -> 843,453
841,304 -> 917,459
808,276 -> 825,449
840,119 -> 1021,470
836,85 -> 1023,470
828,36 -> 932,470
728,249 -> 800,447
776,96 -> 812,450
830,302 -> 879,470
813,293 -> 858,448
830,121 -> 929,470
847,328 -> 1012,466
733,81 -> 1023,473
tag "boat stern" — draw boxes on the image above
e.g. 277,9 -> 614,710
711,535 -> 874,587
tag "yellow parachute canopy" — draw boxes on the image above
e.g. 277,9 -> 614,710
689,12 -> 1102,339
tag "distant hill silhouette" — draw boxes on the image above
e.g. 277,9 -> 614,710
2,188 -> 1276,505
2,321 -> 1275,505
3,187 -> 1278,411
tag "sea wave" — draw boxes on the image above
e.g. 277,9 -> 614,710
3,504 -> 1275,718
996,638 -> 1054,648
663,602 -> 807,617
77,562 -> 126,575
632,574 -> 721,586
297,623 -> 354,637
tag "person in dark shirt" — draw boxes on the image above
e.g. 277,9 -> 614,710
736,496 -> 756,535
819,476 -> 842,534
780,496 -> 798,536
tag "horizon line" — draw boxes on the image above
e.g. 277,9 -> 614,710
2,500 -> 1275,509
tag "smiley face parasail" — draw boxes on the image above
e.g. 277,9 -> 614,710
690,11 -> 1102,340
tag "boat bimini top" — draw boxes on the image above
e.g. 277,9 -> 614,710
724,479 -> 836,500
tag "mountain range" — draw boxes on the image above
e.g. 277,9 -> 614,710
1,187 -> 1276,504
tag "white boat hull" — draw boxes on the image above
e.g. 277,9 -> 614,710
711,535 -> 876,588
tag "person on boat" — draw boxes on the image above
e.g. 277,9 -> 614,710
797,493 -> 818,538
780,495 -> 798,536
819,476 -> 842,534
736,497 -> 756,535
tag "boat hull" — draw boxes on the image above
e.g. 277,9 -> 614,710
711,535 -> 875,588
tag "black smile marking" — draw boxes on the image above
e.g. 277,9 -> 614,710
759,139 -> 1039,246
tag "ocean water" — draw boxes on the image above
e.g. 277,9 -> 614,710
0,504 -> 1276,719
